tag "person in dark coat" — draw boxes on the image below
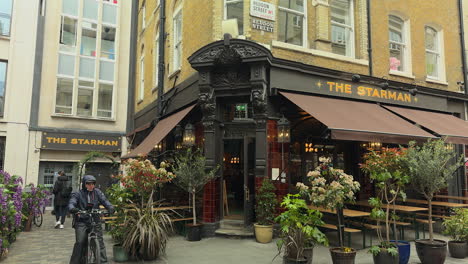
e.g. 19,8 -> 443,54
53,171 -> 72,229
68,175 -> 114,264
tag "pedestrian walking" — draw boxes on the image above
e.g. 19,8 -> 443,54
53,171 -> 72,229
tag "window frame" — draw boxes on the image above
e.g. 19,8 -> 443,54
330,0 -> 355,58
139,54 -> 145,102
141,3 -> 146,31
0,0 -> 13,37
224,0 -> 244,36
277,0 -> 307,48
172,8 -> 183,72
153,34 -> 159,90
388,14 -> 412,75
425,26 -> 443,80
0,60 -> 8,117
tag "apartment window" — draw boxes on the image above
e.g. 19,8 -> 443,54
81,21 -> 97,56
388,15 -> 406,72
77,80 -> 94,117
139,55 -> 145,101
62,0 -> 78,16
0,0 -> 13,36
60,16 -> 78,52
97,83 -> 113,117
425,26 -> 441,79
58,54 -> 75,76
153,36 -> 159,87
83,0 -> 98,20
141,4 -> 146,30
0,61 -> 7,116
173,10 -> 182,71
101,26 -> 115,59
103,0 -> 118,4
331,0 -> 354,57
225,0 -> 243,35
55,78 -> 73,114
102,3 -> 117,24
278,0 -> 305,46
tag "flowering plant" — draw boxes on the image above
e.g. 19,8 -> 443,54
297,157 -> 360,210
116,158 -> 175,201
22,183 -> 50,217
0,171 -> 23,257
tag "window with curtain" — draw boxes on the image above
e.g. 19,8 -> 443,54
0,0 -> 13,36
278,0 -> 305,46
330,0 -> 354,57
173,10 -> 182,71
388,15 -> 405,72
225,0 -> 243,35
425,26 -> 440,79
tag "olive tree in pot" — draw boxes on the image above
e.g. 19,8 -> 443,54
403,139 -> 464,264
274,194 -> 328,264
254,177 -> 277,243
297,157 -> 360,264
361,147 -> 411,264
172,148 -> 219,241
442,208 -> 468,259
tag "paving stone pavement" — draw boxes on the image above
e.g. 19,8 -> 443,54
1,209 -> 466,264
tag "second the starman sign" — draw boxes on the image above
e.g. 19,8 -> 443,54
41,132 -> 122,152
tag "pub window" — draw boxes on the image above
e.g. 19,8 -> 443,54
173,9 -> 183,72
0,61 -> 7,117
330,0 -> 354,57
139,54 -> 145,101
153,35 -> 159,88
224,0 -> 244,35
425,26 -> 442,80
389,15 -> 408,72
278,0 -> 306,47
0,0 -> 13,36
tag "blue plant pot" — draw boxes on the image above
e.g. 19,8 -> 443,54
391,240 -> 410,264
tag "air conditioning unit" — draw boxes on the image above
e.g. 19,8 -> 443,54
222,18 -> 239,38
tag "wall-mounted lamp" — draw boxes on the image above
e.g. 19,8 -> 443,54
277,116 -> 290,143
352,74 -> 361,82
155,141 -> 163,152
183,123 -> 195,146
360,142 -> 382,149
379,76 -> 389,90
409,81 -> 418,96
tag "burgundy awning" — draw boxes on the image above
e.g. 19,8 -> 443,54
280,91 -> 436,143
122,105 -> 195,158
384,105 -> 468,145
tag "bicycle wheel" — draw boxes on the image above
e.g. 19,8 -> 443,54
33,212 -> 43,227
87,237 -> 101,264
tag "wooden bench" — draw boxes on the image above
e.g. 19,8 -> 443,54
320,224 -> 362,248
415,213 -> 450,219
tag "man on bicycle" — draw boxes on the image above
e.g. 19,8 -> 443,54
69,175 -> 114,264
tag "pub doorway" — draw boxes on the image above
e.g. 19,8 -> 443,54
222,137 -> 255,225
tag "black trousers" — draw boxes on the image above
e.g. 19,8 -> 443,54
55,205 -> 67,224
70,221 -> 108,264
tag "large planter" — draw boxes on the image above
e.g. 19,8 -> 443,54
283,256 -> 308,264
330,247 -> 356,264
186,223 -> 202,241
447,241 -> 467,259
23,214 -> 33,232
254,223 -> 273,243
113,244 -> 129,262
372,249 -> 399,264
303,247 -> 313,264
391,240 -> 410,264
415,239 -> 447,264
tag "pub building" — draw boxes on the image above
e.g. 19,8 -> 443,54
125,37 -> 468,236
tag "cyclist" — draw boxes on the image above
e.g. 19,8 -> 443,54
69,175 -> 114,264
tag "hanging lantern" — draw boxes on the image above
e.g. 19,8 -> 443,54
277,116 -> 290,143
183,123 -> 195,146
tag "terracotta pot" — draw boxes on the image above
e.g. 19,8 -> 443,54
254,223 -> 273,243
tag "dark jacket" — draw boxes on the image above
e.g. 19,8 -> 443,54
68,175 -> 114,223
53,175 -> 72,206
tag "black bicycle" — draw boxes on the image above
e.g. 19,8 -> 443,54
76,209 -> 104,264
33,206 -> 44,227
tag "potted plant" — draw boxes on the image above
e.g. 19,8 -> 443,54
274,194 -> 328,264
122,191 -> 173,260
171,148 -> 219,241
442,208 -> 468,259
403,139 -> 464,264
254,177 -> 277,243
21,183 -> 50,232
297,157 -> 360,264
361,147 -> 410,264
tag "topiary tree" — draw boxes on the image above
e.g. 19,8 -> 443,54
171,148 -> 219,225
255,178 -> 277,225
403,139 -> 464,242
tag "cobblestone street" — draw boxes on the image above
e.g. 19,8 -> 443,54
0,209 -> 465,264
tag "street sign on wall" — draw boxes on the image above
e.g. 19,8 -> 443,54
250,0 -> 276,21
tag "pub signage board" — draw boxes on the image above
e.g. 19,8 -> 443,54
250,0 -> 276,21
41,132 -> 122,152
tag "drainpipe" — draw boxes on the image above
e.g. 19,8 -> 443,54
126,0 -> 139,134
367,0 -> 373,76
157,0 -> 166,120
459,0 -> 468,94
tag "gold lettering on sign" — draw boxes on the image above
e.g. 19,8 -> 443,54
321,82 -> 413,103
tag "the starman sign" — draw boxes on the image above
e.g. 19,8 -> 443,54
41,132 -> 122,152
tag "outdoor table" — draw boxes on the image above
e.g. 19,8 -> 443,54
434,195 -> 468,202
308,205 -> 370,218
403,198 -> 468,208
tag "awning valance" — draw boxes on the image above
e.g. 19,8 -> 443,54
122,105 -> 195,159
384,105 -> 468,145
280,92 -> 435,143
